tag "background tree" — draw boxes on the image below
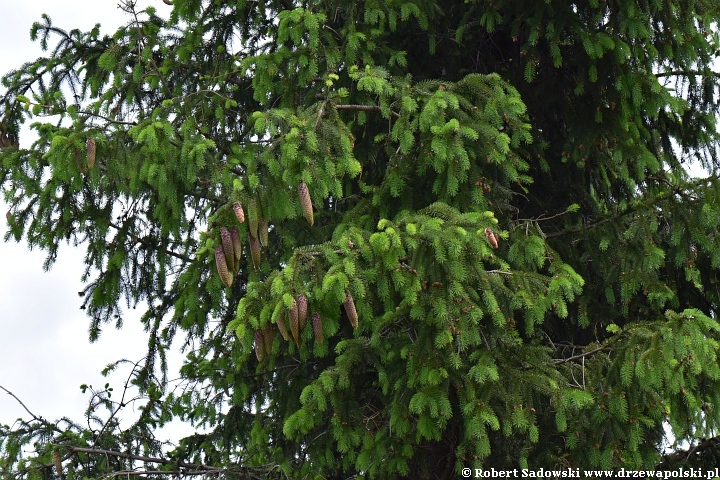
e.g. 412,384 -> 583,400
3,0 -> 720,478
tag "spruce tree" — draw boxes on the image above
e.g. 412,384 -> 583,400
3,0 -> 720,477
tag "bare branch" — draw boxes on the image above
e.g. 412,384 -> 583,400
553,345 -> 611,365
0,384 -> 55,428
655,70 -> 720,78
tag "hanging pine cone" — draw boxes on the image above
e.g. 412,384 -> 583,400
254,329 -> 265,362
485,227 -> 499,249
312,313 -> 324,345
289,298 -> 300,346
53,451 -> 63,479
247,199 -> 259,238
220,227 -> 236,273
298,182 -> 314,226
343,290 -> 358,329
259,218 -> 269,247
249,233 -> 261,271
262,322 -> 274,355
297,294 -> 308,331
215,245 -> 233,287
86,138 -> 96,170
233,201 -> 245,223
230,226 -> 242,269
275,310 -> 291,342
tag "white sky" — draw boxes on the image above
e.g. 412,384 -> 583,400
0,0 -> 182,438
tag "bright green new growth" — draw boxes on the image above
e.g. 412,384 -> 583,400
3,0 -> 720,478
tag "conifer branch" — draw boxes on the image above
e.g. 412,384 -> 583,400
513,206 -> 576,225
658,435 -> 720,466
552,345 -> 612,365
56,446 -> 274,478
106,220 -> 192,263
655,70 -> 720,78
486,269 -> 513,275
545,214 -> 620,239
334,103 -> 401,118
78,110 -> 137,126
64,446 -> 204,468
58,444 -> 248,476
546,175 -> 717,239
0,385 -> 55,428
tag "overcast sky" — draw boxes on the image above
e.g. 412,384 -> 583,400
0,0 -> 183,438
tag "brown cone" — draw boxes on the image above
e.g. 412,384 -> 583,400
249,233 -> 261,271
230,226 -> 242,268
275,311 -> 291,341
247,199 -> 259,238
233,201 -> 245,223
259,218 -> 269,246
215,246 -> 233,287
297,294 -> 308,331
343,290 -> 358,329
298,182 -> 314,226
312,313 -> 324,345
289,299 -> 300,346
220,227 -> 236,273
485,227 -> 499,249
53,451 -> 63,479
254,329 -> 265,362
262,322 -> 274,354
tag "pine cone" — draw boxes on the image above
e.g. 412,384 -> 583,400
298,182 -> 314,226
86,138 -> 96,170
259,218 -> 269,247
485,227 -> 499,249
230,226 -> 242,268
254,329 -> 265,362
297,294 -> 308,331
53,451 -> 63,479
312,313 -> 324,345
220,227 -> 236,273
247,199 -> 259,238
262,322 -> 274,355
249,233 -> 261,271
215,245 -> 233,287
233,201 -> 245,223
275,311 -> 291,341
289,298 -> 300,346
343,290 -> 358,329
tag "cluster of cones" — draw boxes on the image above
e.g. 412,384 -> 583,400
253,290 -> 358,362
215,182 -> 314,286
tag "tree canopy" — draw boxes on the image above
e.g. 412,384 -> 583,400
3,0 -> 720,478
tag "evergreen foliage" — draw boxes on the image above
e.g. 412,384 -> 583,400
3,0 -> 720,477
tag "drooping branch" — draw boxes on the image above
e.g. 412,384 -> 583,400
64,446 -> 212,470
0,385 -> 57,430
79,110 -> 137,126
56,446 -> 274,479
333,103 -> 401,118
658,435 -> 720,467
655,70 -> 720,78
